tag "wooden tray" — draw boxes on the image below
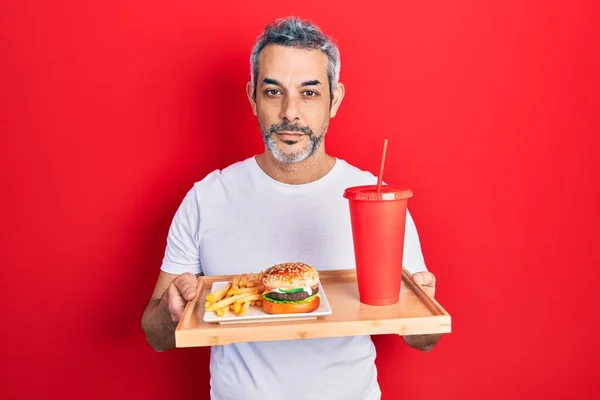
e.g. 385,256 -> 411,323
175,268 -> 451,347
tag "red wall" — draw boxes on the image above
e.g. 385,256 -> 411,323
2,1 -> 599,399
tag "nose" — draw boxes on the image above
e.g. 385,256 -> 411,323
279,94 -> 300,122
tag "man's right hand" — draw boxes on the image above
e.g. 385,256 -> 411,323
162,272 -> 198,322
142,271 -> 200,351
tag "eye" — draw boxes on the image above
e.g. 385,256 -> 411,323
265,89 -> 282,96
303,90 -> 319,97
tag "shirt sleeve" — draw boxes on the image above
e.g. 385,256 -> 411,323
160,187 -> 203,275
402,209 -> 428,274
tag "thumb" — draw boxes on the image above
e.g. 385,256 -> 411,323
413,273 -> 424,285
174,273 -> 198,301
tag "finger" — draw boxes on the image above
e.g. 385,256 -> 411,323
413,272 -> 436,297
173,273 -> 198,301
167,283 -> 187,321
413,272 -> 436,287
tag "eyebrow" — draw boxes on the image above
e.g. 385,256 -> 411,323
301,80 -> 322,86
262,78 -> 281,86
261,78 -> 322,87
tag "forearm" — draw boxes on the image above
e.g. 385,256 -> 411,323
403,333 -> 443,352
141,298 -> 178,352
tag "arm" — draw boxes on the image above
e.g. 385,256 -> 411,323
402,271 -> 444,352
141,271 -> 200,352
398,211 -> 445,351
141,185 -> 206,351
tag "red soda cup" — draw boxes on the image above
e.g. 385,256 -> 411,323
343,185 -> 413,306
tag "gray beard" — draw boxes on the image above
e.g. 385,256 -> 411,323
260,122 -> 327,164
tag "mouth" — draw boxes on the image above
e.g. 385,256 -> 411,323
276,132 -> 304,141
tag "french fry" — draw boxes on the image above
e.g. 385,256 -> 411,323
206,282 -> 232,303
239,273 -> 248,288
234,293 -> 263,303
206,271 -> 266,317
230,287 -> 260,295
237,301 -> 250,315
207,292 -> 257,311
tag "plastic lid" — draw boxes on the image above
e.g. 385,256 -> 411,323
343,185 -> 413,201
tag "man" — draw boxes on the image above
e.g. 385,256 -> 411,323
141,16 -> 441,400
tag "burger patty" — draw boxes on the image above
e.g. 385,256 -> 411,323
265,286 -> 319,301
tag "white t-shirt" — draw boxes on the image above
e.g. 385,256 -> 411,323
160,156 -> 428,400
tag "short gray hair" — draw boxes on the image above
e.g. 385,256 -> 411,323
250,17 -> 341,99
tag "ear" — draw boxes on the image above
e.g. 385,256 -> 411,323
246,81 -> 257,116
329,82 -> 345,118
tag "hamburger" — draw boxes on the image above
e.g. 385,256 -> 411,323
261,262 -> 321,314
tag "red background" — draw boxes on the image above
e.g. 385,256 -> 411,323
2,1 -> 599,399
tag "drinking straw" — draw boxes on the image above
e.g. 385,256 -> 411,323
376,139 -> 388,193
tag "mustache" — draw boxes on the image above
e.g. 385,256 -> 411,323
268,121 -> 313,136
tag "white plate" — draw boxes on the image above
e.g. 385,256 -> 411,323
202,282 -> 332,324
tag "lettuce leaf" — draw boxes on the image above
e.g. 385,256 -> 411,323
279,288 -> 303,293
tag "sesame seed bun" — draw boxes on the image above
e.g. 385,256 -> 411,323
261,262 -> 320,290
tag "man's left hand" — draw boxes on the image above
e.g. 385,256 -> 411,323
412,271 -> 436,298
402,271 -> 442,352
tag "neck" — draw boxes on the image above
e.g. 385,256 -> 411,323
255,149 -> 336,185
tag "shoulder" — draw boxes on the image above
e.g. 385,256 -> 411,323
189,158 -> 253,198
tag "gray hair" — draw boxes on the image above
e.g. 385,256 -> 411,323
250,17 -> 341,100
